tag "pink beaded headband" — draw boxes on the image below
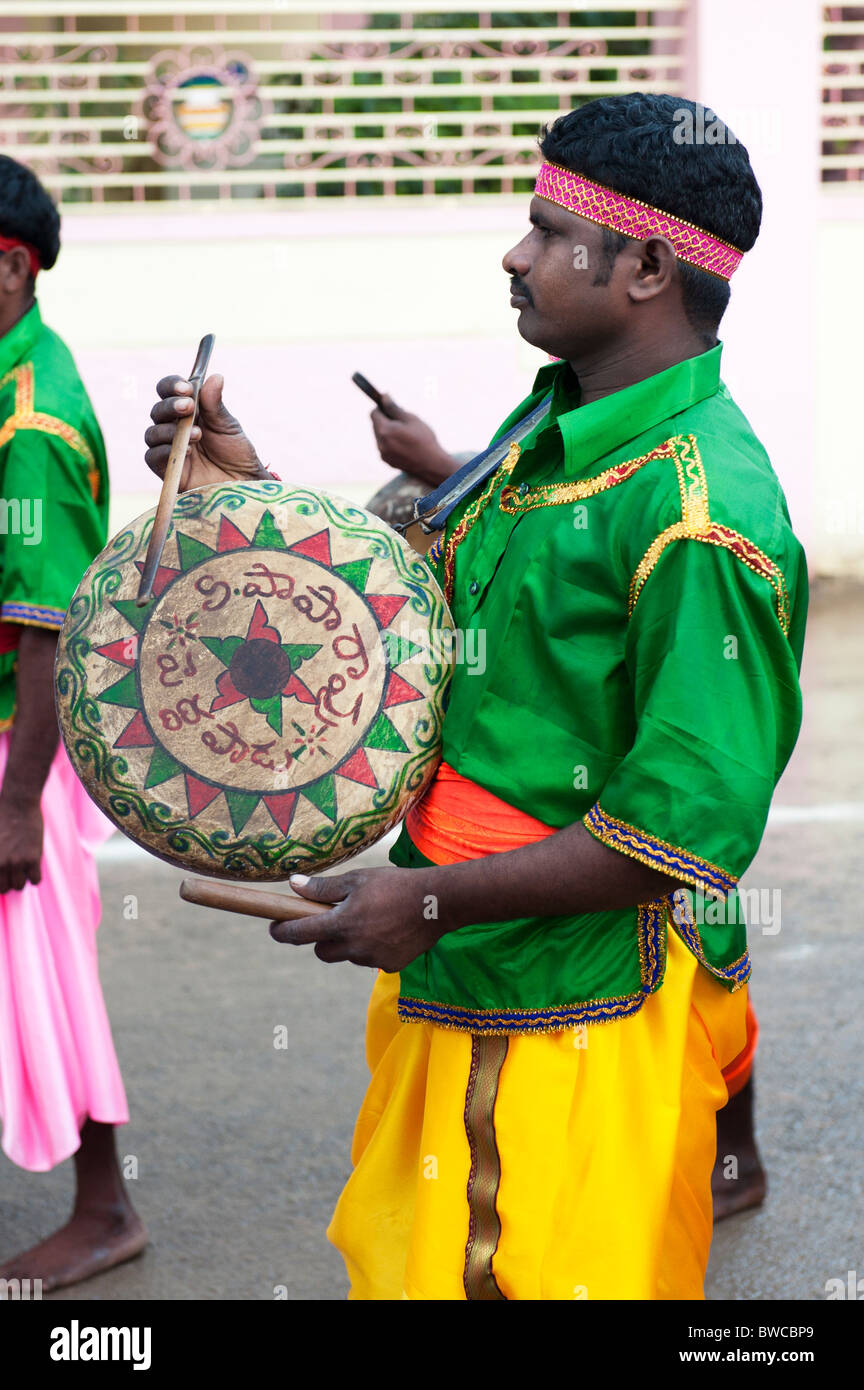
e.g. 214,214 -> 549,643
534,161 -> 743,281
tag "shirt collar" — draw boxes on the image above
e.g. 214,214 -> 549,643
0,301 -> 42,380
533,342 -> 723,475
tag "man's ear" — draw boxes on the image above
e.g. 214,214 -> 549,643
627,236 -> 677,304
0,245 -> 33,294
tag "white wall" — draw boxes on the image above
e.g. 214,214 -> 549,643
38,201 -> 549,535
694,0 -> 864,576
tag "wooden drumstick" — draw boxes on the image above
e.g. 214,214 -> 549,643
136,333 -> 216,607
179,876 -> 332,921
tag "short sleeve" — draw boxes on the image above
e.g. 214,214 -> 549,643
0,426 -> 105,630
583,534 -> 803,895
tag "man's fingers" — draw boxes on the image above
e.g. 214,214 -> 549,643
145,423 -> 201,450
269,913 -> 344,946
288,871 -> 355,905
144,445 -> 168,477
156,374 -> 192,399
371,406 -> 400,435
1,861 -> 37,893
144,426 -> 200,480
370,410 -> 388,446
314,941 -> 351,964
150,394 -> 195,426
198,373 -> 224,413
378,393 -> 408,421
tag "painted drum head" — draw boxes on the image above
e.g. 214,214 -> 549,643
56,482 -> 453,879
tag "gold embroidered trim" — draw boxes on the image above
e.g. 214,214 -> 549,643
397,897 -> 667,1037
704,524 -> 790,635
0,363 -> 99,500
629,522 -> 791,635
636,899 -> 667,993
1,361 -> 35,417
442,440 -> 520,606
426,533 -> 444,567
498,439 -> 676,513
670,433 -> 710,532
463,1033 -> 508,1301
629,521 -> 690,613
615,433 -> 791,636
398,996 -> 645,1034
0,613 -> 64,631
584,802 -> 737,898
444,431 -> 703,606
666,892 -> 751,991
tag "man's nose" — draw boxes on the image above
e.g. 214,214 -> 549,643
502,238 -> 531,276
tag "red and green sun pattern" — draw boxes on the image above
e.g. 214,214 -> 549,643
94,509 -> 428,839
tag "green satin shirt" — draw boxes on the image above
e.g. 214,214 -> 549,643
0,302 -> 109,729
391,345 -> 808,1034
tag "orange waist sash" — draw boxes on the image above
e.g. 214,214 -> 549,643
405,760 -> 758,1083
405,760 -> 555,865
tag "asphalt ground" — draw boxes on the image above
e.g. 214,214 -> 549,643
1,580 -> 861,1301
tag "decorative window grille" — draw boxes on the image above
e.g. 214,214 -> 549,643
0,2 -> 692,204
822,5 -> 864,182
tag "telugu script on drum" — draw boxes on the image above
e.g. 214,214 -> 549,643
55,483 -> 453,880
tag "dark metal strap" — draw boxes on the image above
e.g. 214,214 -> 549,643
397,393 -> 553,537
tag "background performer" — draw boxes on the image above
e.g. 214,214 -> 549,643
0,156 -> 145,1292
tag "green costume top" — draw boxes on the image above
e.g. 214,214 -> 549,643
0,302 -> 109,730
392,344 -> 807,1034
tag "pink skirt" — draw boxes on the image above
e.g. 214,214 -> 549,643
0,733 -> 128,1171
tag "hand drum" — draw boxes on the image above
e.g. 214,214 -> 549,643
55,482 -> 453,880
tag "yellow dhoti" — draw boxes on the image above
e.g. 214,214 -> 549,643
327,926 -> 747,1301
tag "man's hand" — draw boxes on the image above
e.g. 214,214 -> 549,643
0,626 -> 58,896
144,373 -> 271,493
269,820 -> 691,973
0,801 -> 44,893
371,397 -> 458,489
269,866 -> 449,972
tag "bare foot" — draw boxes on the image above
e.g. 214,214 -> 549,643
712,1155 -> 767,1221
0,1206 -> 148,1293
712,1074 -> 767,1223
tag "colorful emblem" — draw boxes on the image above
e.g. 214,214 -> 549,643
175,76 -> 232,143
143,47 -> 262,170
56,484 -> 453,879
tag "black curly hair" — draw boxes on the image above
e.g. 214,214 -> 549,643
0,155 -> 61,279
539,94 -> 762,332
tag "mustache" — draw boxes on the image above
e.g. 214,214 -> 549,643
509,276 -> 533,305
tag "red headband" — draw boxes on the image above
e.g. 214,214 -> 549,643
0,236 -> 41,279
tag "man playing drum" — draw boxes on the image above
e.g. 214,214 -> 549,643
146,94 -> 806,1300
